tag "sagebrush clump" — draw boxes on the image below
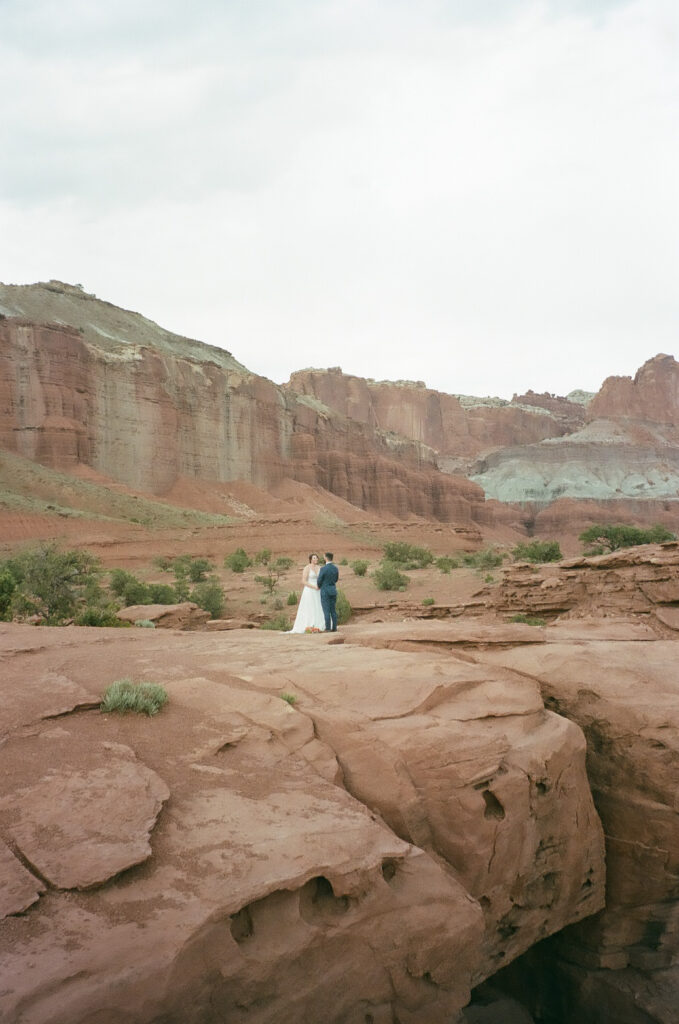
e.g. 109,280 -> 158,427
100,678 -> 169,716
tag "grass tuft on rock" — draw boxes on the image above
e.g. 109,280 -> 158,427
101,678 -> 169,716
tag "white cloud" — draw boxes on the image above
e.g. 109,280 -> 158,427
1,0 -> 677,397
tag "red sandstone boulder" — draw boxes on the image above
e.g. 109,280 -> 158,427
116,601 -> 211,629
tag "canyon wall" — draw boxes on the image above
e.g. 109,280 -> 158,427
0,284 -> 486,524
286,367 -> 580,461
2,282 -> 678,528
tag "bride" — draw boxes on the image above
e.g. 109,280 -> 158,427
289,553 -> 326,633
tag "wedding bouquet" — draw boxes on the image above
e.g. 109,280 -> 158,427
304,626 -> 322,633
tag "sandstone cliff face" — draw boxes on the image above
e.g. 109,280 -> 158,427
286,367 -> 574,461
587,353 -> 679,429
474,626 -> 679,1024
470,356 -> 679,505
0,283 -> 487,524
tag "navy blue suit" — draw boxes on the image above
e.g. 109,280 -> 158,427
316,561 -> 339,631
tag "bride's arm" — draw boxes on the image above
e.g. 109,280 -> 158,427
302,564 -> 313,589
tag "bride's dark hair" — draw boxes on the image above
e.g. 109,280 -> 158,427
308,553 -> 318,562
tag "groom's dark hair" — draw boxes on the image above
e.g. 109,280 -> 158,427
325,552 -> 333,561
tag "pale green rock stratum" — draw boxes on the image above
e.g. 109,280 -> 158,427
0,280 -> 248,371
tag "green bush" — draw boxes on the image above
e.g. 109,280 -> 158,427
383,542 -> 433,569
0,569 -> 17,621
512,540 -> 563,563
280,692 -> 297,705
190,577 -> 225,619
336,588 -> 352,625
510,613 -> 547,626
287,591 -> 298,605
109,569 -> 150,606
101,678 -> 168,716
340,558 -> 348,566
147,583 -> 178,604
152,556 -> 172,572
373,560 -> 409,591
422,597 -> 435,606
186,557 -> 213,582
261,614 -> 291,631
462,548 -> 504,570
350,559 -> 369,576
254,548 -> 272,566
134,619 -> 156,628
435,556 -> 458,574
579,523 -> 676,552
76,606 -> 127,627
224,548 -> 251,573
6,544 -> 102,624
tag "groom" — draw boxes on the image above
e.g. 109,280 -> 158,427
316,552 -> 339,632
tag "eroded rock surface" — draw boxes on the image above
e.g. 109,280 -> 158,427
0,840 -> 44,917
0,740 -> 169,890
472,629 -> 679,1023
0,623 -> 606,1024
116,601 -> 211,629
494,541 -> 679,626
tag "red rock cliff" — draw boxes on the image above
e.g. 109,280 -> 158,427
0,284 -> 486,524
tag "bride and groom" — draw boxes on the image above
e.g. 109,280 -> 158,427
289,553 -> 339,633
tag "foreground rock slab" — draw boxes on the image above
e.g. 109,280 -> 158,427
0,623 -> 606,1023
0,840 -> 44,917
0,740 -> 169,890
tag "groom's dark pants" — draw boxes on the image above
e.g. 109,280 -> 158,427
320,590 -> 337,631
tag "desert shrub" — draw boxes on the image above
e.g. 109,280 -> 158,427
512,540 -> 563,563
254,548 -> 272,565
280,692 -> 297,705
462,548 -> 504,570
579,523 -> 676,552
0,569 -> 17,621
435,556 -> 457,574
340,558 -> 348,566
255,557 -> 294,595
383,542 -> 433,569
7,544 -> 102,624
510,613 -> 547,626
146,583 -> 178,604
287,591 -> 298,605
422,597 -> 435,606
484,574 -> 495,583
583,544 -> 605,556
134,619 -> 156,628
190,577 -> 225,619
373,560 -> 409,591
152,556 -> 172,572
76,606 -> 127,627
109,569 -> 150,606
350,559 -> 369,576
186,557 -> 213,583
336,588 -> 352,625
260,614 -> 290,631
101,678 -> 168,716
224,548 -> 251,573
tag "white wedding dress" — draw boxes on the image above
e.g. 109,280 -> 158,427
289,569 -> 326,633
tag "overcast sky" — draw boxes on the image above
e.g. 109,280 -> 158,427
1,0 -> 677,398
